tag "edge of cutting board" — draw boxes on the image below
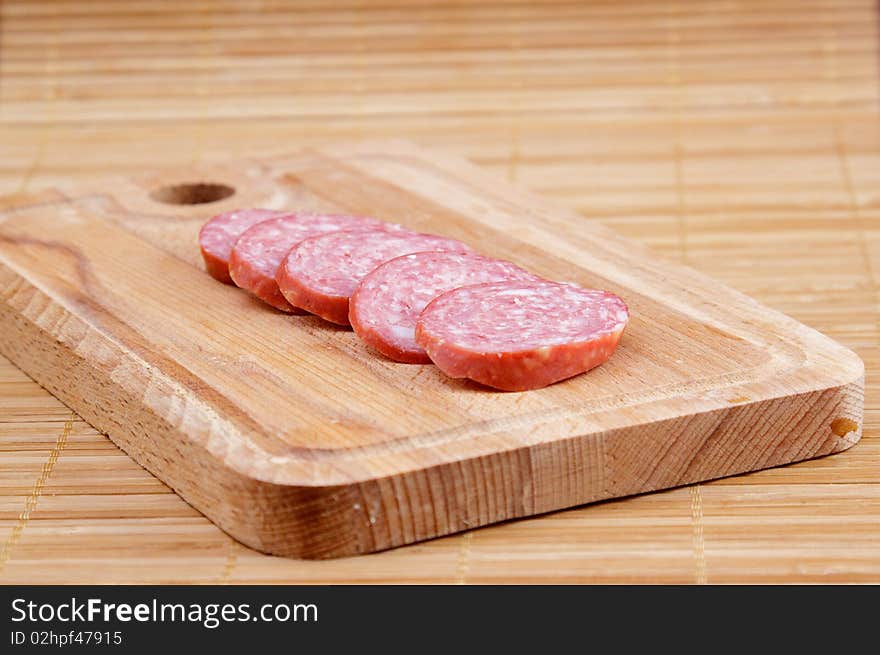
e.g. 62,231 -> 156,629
0,141 -> 865,559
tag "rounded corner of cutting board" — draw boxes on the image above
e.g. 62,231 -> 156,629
836,346 -> 866,390
800,332 -> 866,400
197,476 -> 376,560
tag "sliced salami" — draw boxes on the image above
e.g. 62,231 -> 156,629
277,230 -> 472,325
350,252 -> 539,363
415,281 -> 628,391
229,213 -> 391,312
199,208 -> 287,284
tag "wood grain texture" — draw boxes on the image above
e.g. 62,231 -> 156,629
0,0 -> 877,579
0,140 -> 864,557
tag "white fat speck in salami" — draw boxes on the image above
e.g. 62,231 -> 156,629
277,230 -> 472,325
350,251 -> 540,363
199,208 -> 288,284
228,213 -> 392,312
415,281 -> 628,391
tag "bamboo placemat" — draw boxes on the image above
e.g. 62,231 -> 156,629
0,0 -> 877,583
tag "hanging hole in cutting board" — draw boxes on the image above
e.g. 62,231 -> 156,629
150,182 -> 235,206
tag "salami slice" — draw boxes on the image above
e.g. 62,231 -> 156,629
415,281 -> 628,391
199,208 -> 287,284
277,230 -> 472,325
229,213 -> 391,312
350,252 -> 539,363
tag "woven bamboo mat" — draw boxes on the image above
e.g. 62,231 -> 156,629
0,0 -> 878,583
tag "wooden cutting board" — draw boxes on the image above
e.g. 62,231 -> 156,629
0,140 -> 864,559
